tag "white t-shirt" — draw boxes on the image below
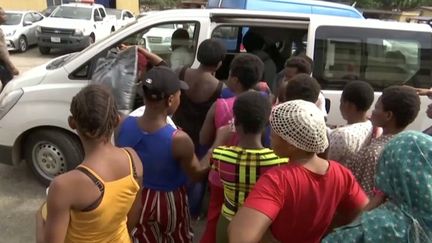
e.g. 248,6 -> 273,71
129,106 -> 177,128
327,120 -> 373,165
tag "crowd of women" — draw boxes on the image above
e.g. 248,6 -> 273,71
35,37 -> 432,243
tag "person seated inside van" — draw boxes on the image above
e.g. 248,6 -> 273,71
243,31 -> 277,90
170,29 -> 194,70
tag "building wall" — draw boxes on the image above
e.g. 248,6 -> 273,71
116,0 -> 139,13
0,0 -> 47,11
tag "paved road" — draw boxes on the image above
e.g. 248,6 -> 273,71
0,46 -> 206,242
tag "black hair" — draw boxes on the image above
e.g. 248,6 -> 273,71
197,39 -> 226,67
243,31 -> 265,52
171,29 -> 189,50
381,86 -> 420,128
230,53 -> 264,90
70,84 -> 118,141
342,81 -> 374,112
233,91 -> 271,134
284,74 -> 321,103
285,56 -> 312,75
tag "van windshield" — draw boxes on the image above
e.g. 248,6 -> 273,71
51,6 -> 92,20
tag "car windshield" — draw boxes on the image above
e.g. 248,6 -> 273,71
106,9 -> 121,19
4,13 -> 22,25
51,6 -> 92,20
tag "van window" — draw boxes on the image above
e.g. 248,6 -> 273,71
211,25 -> 307,83
313,26 -> 432,91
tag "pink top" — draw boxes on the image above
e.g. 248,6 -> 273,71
209,97 -> 238,186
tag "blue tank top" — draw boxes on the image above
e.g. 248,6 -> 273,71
116,116 -> 187,191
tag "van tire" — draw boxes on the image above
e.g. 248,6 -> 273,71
39,46 -> 50,55
24,129 -> 83,186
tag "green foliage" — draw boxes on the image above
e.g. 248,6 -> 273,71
353,0 -> 432,10
140,0 -> 180,9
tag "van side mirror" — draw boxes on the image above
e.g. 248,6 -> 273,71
23,21 -> 33,26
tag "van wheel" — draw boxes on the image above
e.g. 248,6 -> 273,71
24,129 -> 83,186
18,36 -> 28,52
39,46 -> 50,55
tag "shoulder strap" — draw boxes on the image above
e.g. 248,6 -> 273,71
76,166 -> 105,193
210,81 -> 224,100
123,148 -> 138,179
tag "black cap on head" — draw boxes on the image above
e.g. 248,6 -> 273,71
142,66 -> 189,100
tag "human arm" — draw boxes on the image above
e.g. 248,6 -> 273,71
364,189 -> 386,211
229,172 -> 284,243
125,148 -> 144,233
137,46 -> 164,66
199,102 -> 217,146
228,207 -> 273,243
173,130 -> 210,181
0,30 -> 18,75
36,177 -> 73,243
415,87 -> 432,97
329,171 -> 369,230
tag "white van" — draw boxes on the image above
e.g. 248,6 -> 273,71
1,9 -> 431,184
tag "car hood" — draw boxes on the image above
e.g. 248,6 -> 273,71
1,65 -> 49,95
39,17 -> 90,30
0,25 -> 19,34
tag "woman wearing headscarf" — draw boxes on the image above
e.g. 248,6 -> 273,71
323,131 -> 432,243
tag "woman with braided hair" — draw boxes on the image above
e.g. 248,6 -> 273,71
36,84 -> 143,243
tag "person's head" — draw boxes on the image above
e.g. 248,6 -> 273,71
242,31 -> 265,52
227,53 -> 264,93
281,74 -> 321,103
197,38 -> 226,69
171,29 -> 190,50
340,81 -> 375,120
270,100 -> 328,158
371,86 -> 420,130
69,84 -> 119,143
284,56 -> 312,80
141,66 -> 189,115
0,7 -> 5,24
376,131 -> 432,219
233,91 -> 271,135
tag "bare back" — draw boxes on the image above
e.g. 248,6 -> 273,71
182,68 -> 222,103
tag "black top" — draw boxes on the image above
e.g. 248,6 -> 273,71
172,67 -> 223,148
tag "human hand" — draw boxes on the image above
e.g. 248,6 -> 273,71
10,67 -> 19,76
213,122 -> 235,147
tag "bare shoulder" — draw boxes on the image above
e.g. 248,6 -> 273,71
123,147 -> 143,177
48,170 -> 87,199
172,130 -> 194,157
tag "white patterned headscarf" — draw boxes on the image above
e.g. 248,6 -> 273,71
270,100 -> 328,153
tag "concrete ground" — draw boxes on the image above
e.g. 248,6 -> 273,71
0,46 -> 206,242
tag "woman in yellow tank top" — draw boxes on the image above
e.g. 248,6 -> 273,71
36,85 -> 143,243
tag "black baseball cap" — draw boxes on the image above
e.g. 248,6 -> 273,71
141,66 -> 189,100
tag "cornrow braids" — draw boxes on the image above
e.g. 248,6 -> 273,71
70,84 -> 119,141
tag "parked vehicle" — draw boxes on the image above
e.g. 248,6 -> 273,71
0,11 -> 45,52
36,2 -> 117,54
0,9 -> 430,185
207,0 -> 364,19
40,5 -> 58,17
105,8 -> 135,30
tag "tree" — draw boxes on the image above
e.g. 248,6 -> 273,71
352,0 -> 432,10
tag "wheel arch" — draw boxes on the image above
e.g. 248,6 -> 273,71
14,126 -> 82,165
